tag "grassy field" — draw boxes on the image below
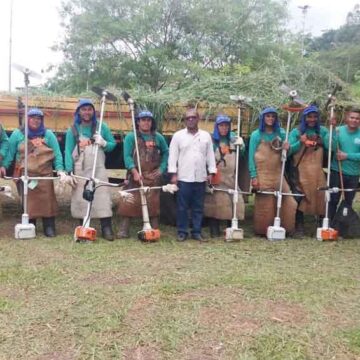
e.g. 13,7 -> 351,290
1,198 -> 360,360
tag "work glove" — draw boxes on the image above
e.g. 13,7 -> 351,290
65,174 -> 78,188
232,136 -> 245,149
57,171 -> 68,183
205,184 -> 214,194
93,133 -> 107,147
162,184 -> 179,194
118,190 -> 135,203
0,167 -> 6,178
0,185 -> 13,199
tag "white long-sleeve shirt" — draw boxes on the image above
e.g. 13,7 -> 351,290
168,128 -> 216,182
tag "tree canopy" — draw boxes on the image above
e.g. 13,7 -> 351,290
49,0 -> 288,93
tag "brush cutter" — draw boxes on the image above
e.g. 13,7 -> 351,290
74,87 -> 117,243
221,95 -> 251,241
266,89 -> 306,241
316,91 -> 339,241
12,64 -> 41,239
121,92 -> 161,242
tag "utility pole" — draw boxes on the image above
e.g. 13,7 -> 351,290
298,5 -> 310,57
8,0 -> 14,92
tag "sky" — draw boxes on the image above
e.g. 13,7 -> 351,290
0,0 -> 359,92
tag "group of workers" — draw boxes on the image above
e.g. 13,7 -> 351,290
0,99 -> 359,241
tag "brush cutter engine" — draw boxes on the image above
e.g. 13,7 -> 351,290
137,228 -> 161,242
74,226 -> 97,242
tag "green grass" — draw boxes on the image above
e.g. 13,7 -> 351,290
1,223 -> 360,360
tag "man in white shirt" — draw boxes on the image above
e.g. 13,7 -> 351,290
168,109 -> 216,241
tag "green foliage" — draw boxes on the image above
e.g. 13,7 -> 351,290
125,55 -> 350,129
48,0 -> 288,93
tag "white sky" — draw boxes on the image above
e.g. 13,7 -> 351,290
0,0 -> 359,92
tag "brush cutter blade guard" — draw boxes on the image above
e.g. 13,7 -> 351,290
74,226 -> 97,242
137,228 -> 161,242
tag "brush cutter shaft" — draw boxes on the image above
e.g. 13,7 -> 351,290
276,110 -> 292,218
123,94 -> 153,233
211,186 -> 252,196
324,104 -> 335,226
318,186 -> 360,193
71,172 -> 121,187
255,190 -> 304,197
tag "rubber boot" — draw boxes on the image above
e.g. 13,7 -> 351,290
100,217 -> 114,241
209,218 -> 221,238
117,217 -> 130,239
294,210 -> 305,239
43,217 -> 56,237
150,216 -> 159,229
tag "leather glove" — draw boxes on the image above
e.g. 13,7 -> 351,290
162,184 -> 179,194
118,190 -> 135,203
93,133 -> 107,147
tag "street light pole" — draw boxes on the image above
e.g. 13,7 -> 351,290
298,5 -> 310,57
8,0 -> 14,92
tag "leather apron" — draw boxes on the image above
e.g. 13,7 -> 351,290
16,138 -> 58,218
253,141 -> 297,235
292,140 -> 326,215
117,134 -> 161,217
204,144 -> 245,220
71,137 -> 112,219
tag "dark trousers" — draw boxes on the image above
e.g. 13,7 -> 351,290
176,181 -> 206,237
329,170 -> 359,220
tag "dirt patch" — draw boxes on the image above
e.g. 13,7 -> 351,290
265,300 -> 308,326
199,303 -> 261,336
123,345 -> 161,360
321,306 -> 358,329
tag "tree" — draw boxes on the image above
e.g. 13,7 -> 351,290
48,0 -> 288,93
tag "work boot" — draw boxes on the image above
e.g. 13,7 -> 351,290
117,217 -> 130,239
150,216 -> 159,229
209,218 -> 221,238
293,210 -> 305,239
100,217 -> 114,241
42,217 -> 56,237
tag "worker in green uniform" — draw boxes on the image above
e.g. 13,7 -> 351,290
64,99 -> 117,240
117,110 -> 169,238
328,107 -> 360,220
1,108 -> 65,237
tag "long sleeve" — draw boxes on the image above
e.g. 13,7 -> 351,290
0,126 -> 9,163
100,122 -> 116,153
288,128 -> 301,156
2,129 -> 21,169
168,133 -> 179,174
248,130 -> 260,179
123,132 -> 136,170
206,134 -> 216,174
64,128 -> 76,173
156,133 -> 169,174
